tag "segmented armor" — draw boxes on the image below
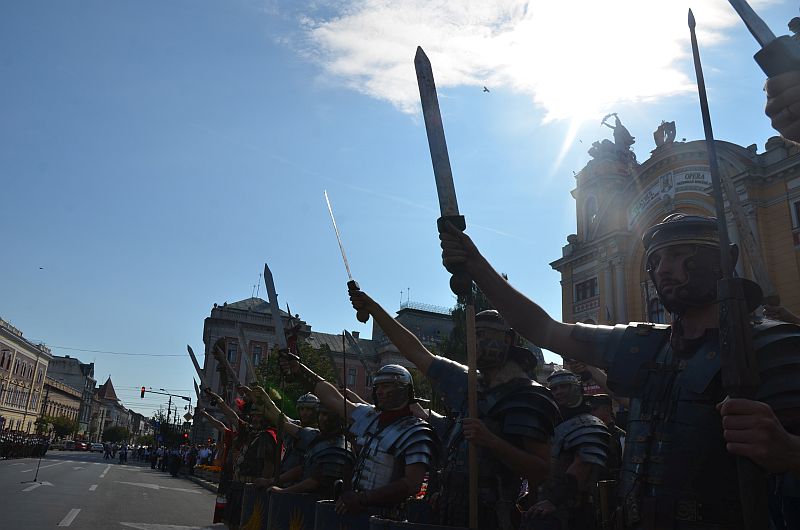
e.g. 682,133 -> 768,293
350,404 -> 437,492
584,319 -> 800,529
302,432 -> 354,499
428,356 -> 561,530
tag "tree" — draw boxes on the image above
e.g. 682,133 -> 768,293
39,415 -> 79,439
103,425 -> 130,443
438,282 -> 499,364
256,339 -> 338,419
137,434 -> 155,446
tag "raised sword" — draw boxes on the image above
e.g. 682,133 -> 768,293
727,0 -> 800,75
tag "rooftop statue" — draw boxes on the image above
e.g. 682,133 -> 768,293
653,120 -> 676,148
587,113 -> 637,163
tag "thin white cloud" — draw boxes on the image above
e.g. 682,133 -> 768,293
295,0 -> 777,121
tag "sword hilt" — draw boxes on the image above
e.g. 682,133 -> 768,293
347,280 -> 370,323
755,35 -> 800,76
437,215 -> 472,297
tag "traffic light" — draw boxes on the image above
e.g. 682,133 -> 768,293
140,386 -> 146,399
183,432 -> 189,441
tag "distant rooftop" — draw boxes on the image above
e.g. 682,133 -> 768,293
399,300 -> 452,315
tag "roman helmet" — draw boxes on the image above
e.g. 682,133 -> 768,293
474,309 -> 516,370
642,213 -> 726,314
546,369 -> 583,408
296,393 -> 321,410
371,364 -> 415,411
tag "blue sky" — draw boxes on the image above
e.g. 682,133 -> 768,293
1,0 -> 792,417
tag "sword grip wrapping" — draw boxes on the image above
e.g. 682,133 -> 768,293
755,36 -> 800,76
347,280 -> 370,323
437,215 -> 472,297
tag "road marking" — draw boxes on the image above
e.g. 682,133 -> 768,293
119,522 -> 211,530
89,484 -> 98,491
99,464 -> 111,478
115,481 -> 202,494
58,508 -> 81,527
21,461 -> 68,473
22,481 -> 53,492
72,466 -> 85,470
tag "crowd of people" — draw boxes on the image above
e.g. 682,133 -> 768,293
0,431 -> 49,459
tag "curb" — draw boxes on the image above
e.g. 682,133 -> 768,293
186,474 -> 220,494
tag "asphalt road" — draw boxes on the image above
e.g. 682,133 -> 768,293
0,451 -> 218,530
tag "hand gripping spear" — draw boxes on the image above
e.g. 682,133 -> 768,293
415,46 -> 479,529
689,11 -> 768,529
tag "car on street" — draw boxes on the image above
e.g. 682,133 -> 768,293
90,442 -> 104,452
63,440 -> 76,450
74,441 -> 89,451
50,440 -> 67,450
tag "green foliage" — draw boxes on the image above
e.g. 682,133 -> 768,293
438,282 -> 498,364
39,415 -> 79,438
137,434 -> 155,446
102,425 -> 130,443
256,340 -> 338,420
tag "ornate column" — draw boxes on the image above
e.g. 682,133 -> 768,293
613,257 -> 628,323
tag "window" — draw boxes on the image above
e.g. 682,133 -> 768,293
253,346 -> 262,367
574,278 -> 598,302
227,342 -> 237,363
347,367 -> 357,386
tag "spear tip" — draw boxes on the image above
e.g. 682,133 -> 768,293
688,8 -> 696,29
415,46 -> 428,63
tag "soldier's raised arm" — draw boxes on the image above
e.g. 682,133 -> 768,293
348,285 -> 435,374
439,222 -> 607,366
278,354 -> 359,421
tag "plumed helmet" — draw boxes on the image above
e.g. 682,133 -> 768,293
372,364 -> 415,409
296,393 -> 320,409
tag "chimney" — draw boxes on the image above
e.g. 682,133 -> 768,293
352,331 -> 360,339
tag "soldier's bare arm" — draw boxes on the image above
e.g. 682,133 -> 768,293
440,223 -> 591,360
279,354 -> 359,420
349,286 -> 435,374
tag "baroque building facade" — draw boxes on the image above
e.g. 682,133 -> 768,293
551,122 -> 800,326
0,317 -> 51,433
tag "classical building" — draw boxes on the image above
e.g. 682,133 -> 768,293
42,377 -> 82,432
96,376 -> 131,436
0,317 -> 52,433
551,120 -> 800,325
46,355 -> 96,438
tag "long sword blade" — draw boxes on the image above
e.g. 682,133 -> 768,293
264,262 -> 289,352
727,0 -> 776,47
237,324 -> 257,384
415,47 -> 460,218
187,345 -> 208,388
324,190 -> 354,280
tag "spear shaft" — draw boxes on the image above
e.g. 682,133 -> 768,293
689,10 -> 767,529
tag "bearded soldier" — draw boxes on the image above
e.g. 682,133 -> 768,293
439,213 -> 800,529
349,288 -> 560,530
279,355 -> 437,519
525,370 -> 609,530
